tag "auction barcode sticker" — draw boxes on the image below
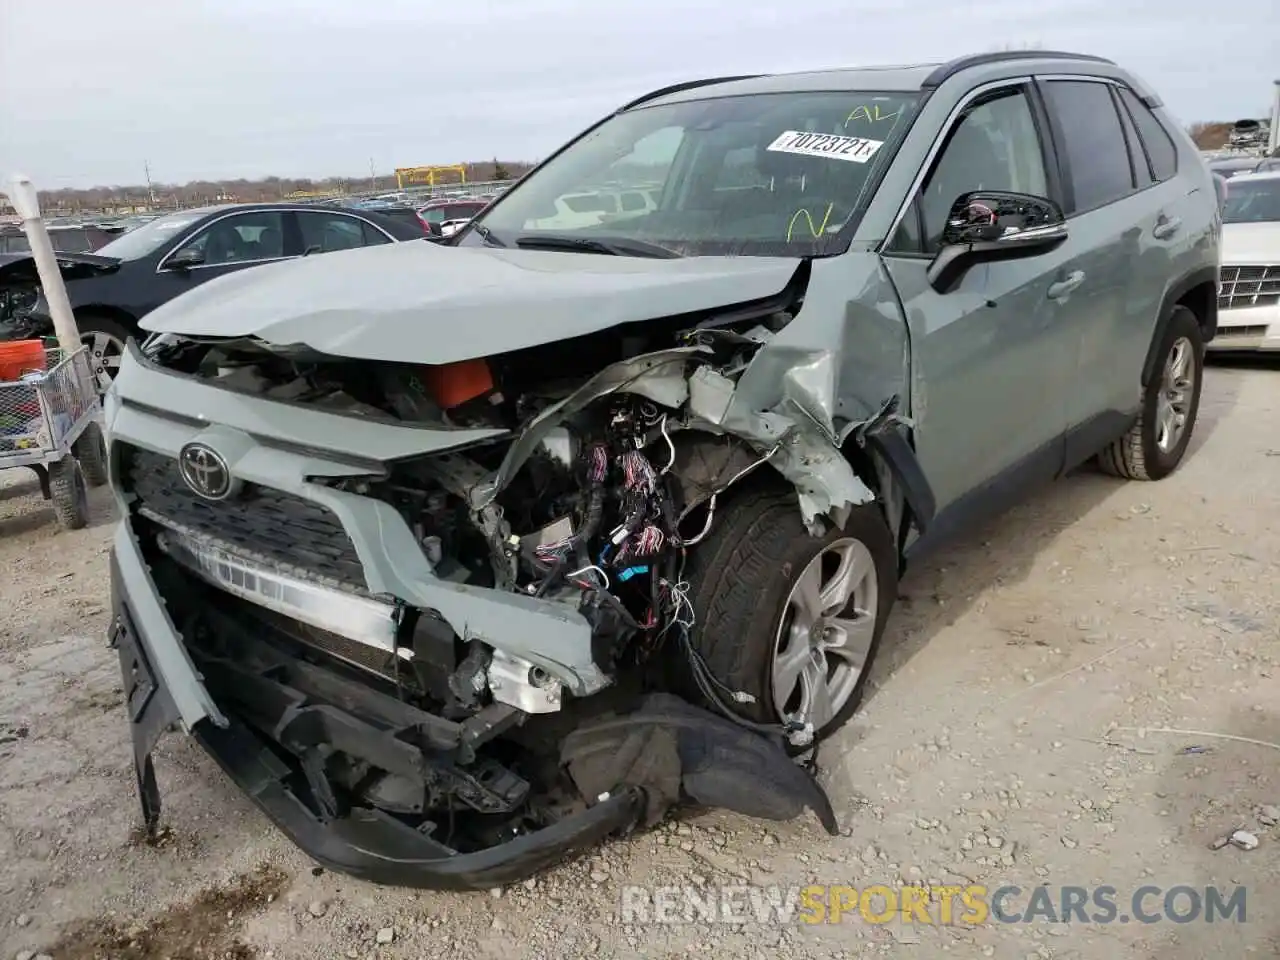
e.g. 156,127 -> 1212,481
766,130 -> 884,164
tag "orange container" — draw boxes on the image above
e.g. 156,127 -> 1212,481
0,339 -> 47,382
421,358 -> 494,409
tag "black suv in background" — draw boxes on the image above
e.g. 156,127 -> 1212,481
0,202 -> 424,388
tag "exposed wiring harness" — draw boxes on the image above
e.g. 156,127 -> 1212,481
657,576 -> 803,739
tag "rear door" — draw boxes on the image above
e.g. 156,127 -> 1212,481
298,210 -> 394,254
1036,77 -> 1191,456
881,81 -> 1078,514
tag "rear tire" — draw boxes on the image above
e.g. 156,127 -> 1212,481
1097,305 -> 1204,481
73,421 -> 109,487
49,456 -> 89,530
681,486 -> 898,747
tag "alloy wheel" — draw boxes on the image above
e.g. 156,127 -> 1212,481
771,537 -> 879,732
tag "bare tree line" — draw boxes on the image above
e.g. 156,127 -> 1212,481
12,160 -> 533,215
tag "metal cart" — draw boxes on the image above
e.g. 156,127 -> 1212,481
0,343 -> 107,529
2,175 -> 109,530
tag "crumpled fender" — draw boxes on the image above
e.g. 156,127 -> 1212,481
561,692 -> 839,835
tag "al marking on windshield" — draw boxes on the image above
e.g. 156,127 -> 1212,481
844,103 -> 905,127
766,131 -> 884,164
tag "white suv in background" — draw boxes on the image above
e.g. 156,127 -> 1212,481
1213,171 -> 1280,352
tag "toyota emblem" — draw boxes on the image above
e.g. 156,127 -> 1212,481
177,442 -> 235,501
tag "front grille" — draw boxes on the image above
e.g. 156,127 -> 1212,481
124,446 -> 366,589
1219,265 -> 1280,311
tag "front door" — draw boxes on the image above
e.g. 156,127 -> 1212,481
881,82 -> 1078,516
149,210 -> 297,312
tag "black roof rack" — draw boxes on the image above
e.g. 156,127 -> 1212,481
618,75 -> 765,112
922,51 -> 1115,89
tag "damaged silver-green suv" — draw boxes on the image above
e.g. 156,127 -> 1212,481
104,50 -> 1219,888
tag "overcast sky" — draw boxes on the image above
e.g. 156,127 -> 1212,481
1,0 -> 1275,189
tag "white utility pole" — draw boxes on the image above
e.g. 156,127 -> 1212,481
1268,80 -> 1279,156
7,175 -> 82,354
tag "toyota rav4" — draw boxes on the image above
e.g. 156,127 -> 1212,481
104,50 -> 1218,889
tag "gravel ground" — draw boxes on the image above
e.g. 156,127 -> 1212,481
1,362 -> 1277,960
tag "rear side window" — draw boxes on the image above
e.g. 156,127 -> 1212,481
1117,87 -> 1178,182
51,230 -> 92,253
1043,80 -> 1134,212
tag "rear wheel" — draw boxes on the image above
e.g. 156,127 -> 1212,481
48,456 -> 89,530
73,421 -> 109,487
681,487 -> 898,747
1097,305 -> 1204,480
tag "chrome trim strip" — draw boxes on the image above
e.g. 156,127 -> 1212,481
155,526 -> 399,653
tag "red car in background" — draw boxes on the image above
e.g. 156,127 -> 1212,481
417,198 -> 489,237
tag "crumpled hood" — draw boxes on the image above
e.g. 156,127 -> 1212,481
139,240 -> 801,364
1222,221 -> 1280,264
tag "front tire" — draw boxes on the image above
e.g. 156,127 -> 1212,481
682,487 -> 898,747
1097,305 -> 1204,481
76,312 -> 131,392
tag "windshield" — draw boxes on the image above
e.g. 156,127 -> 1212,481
1222,178 -> 1280,223
468,90 -> 919,257
95,210 -> 208,259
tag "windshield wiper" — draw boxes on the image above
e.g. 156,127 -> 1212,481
471,222 -> 506,247
513,234 -> 681,259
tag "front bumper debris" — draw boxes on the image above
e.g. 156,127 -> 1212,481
110,522 -> 839,889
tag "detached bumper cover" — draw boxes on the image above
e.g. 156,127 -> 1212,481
107,530 -> 644,890
109,519 -> 838,889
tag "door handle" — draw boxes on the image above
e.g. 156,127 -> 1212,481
1152,216 -> 1182,240
1047,270 -> 1085,300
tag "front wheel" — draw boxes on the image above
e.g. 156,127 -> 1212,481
1097,305 -> 1205,481
682,488 -> 898,747
76,312 -> 131,392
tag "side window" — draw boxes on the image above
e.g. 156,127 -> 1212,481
1117,87 -> 1178,182
299,212 -> 368,253
361,222 -> 393,245
1112,87 -> 1151,189
620,191 -> 647,212
1042,80 -> 1134,212
904,87 -> 1049,253
175,211 -> 286,265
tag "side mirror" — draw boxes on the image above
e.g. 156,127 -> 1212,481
165,247 -> 205,271
926,191 -> 1068,294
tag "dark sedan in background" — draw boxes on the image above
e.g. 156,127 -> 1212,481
0,202 -> 424,387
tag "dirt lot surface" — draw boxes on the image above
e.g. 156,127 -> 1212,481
2,362 -> 1278,960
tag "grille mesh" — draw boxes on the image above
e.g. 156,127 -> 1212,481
1219,265 -> 1280,311
123,445 -> 366,589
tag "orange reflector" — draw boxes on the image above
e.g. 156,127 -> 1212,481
421,358 -> 494,409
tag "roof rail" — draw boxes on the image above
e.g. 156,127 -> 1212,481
922,51 -> 1115,89
618,75 -> 765,112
